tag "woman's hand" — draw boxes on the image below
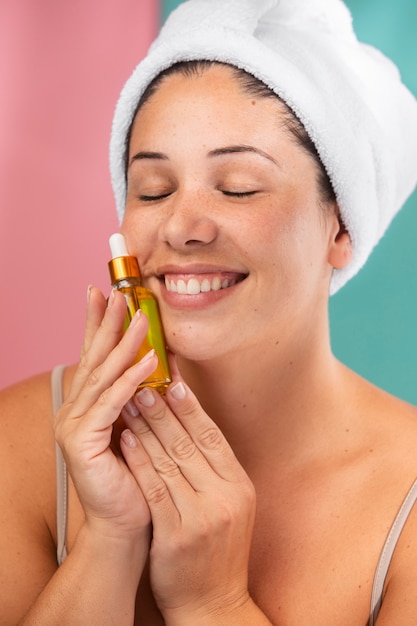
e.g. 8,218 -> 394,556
53,287 -> 158,544
120,365 -> 257,624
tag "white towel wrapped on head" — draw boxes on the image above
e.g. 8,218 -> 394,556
110,0 -> 417,293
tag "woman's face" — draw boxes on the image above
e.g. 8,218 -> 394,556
121,65 -> 341,362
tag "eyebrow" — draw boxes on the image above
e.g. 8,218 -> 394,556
128,144 -> 279,168
208,145 -> 280,167
128,151 -> 168,167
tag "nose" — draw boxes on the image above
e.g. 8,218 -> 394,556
159,193 -> 219,250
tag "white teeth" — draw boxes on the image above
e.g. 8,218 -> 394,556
177,279 -> 187,294
187,278 -> 201,294
201,279 -> 211,292
164,275 -> 237,294
212,277 -> 221,291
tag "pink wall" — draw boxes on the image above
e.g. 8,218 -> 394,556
0,1 -> 159,388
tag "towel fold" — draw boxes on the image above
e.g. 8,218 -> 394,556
110,0 -> 417,293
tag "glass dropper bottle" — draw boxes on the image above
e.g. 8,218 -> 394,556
108,233 -> 171,394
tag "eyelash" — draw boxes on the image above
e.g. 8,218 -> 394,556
221,190 -> 257,198
139,193 -> 171,202
138,190 -> 258,202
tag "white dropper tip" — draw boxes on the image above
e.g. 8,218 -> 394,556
109,233 -> 129,259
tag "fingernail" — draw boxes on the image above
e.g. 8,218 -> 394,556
170,381 -> 186,400
136,386 -> 155,407
121,429 -> 137,449
124,399 -> 139,417
86,284 -> 93,303
140,349 -> 155,364
129,309 -> 142,328
108,288 -> 116,308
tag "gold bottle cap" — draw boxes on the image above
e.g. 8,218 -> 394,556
108,255 -> 140,283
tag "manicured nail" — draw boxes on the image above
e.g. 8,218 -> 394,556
121,429 -> 137,449
136,386 -> 155,407
124,399 -> 139,417
108,288 -> 116,308
129,308 -> 142,328
170,381 -> 186,400
86,284 -> 93,303
139,349 -> 155,363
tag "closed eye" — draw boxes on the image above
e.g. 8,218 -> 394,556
139,192 -> 172,202
221,190 -> 258,198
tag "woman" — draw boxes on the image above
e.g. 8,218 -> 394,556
1,1 -> 417,624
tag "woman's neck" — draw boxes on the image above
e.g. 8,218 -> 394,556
177,334 -> 353,470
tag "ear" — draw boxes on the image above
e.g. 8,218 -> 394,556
327,213 -> 352,270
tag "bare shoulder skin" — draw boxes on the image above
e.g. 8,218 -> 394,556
0,371 -> 58,624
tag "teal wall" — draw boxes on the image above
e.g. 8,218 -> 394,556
329,0 -> 417,405
162,0 -> 417,405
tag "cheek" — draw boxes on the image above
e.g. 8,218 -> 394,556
120,211 -> 159,260
244,201 -> 329,294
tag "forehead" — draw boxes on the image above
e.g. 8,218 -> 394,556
138,62 -> 267,106
129,64 -> 288,149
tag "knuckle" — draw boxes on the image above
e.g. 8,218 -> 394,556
154,455 -> 181,478
145,480 -> 169,505
77,354 -> 92,379
142,401 -> 167,422
195,517 -> 211,540
131,418 -> 152,437
171,434 -> 197,460
179,396 -> 199,419
95,388 -> 118,414
235,480 -> 257,516
78,344 -> 88,364
213,502 -> 234,528
245,479 -> 257,504
85,368 -> 101,388
197,426 -> 224,451
95,388 -> 109,407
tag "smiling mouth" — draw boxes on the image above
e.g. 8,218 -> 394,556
164,273 -> 246,295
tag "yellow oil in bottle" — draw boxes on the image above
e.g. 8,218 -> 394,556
108,233 -> 171,395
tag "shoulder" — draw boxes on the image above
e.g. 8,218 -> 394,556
0,370 -> 58,533
373,478 -> 417,624
0,367 -> 78,522
0,370 -> 62,620
0,369 -> 53,417
0,371 -> 57,469
335,370 -> 417,622
359,381 -> 417,622
345,367 -> 417,449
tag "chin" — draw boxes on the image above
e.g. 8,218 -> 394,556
164,323 -> 228,363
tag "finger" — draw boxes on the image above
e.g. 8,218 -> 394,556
120,426 -> 182,526
82,286 -> 107,355
56,349 -> 159,445
68,289 -> 128,401
122,409 -> 197,499
133,383 -> 248,486
167,351 -> 182,383
68,301 -> 151,414
69,316 -> 155,421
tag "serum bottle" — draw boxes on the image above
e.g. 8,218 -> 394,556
108,233 -> 171,394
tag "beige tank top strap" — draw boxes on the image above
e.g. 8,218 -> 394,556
369,478 -> 417,625
51,365 -> 68,565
